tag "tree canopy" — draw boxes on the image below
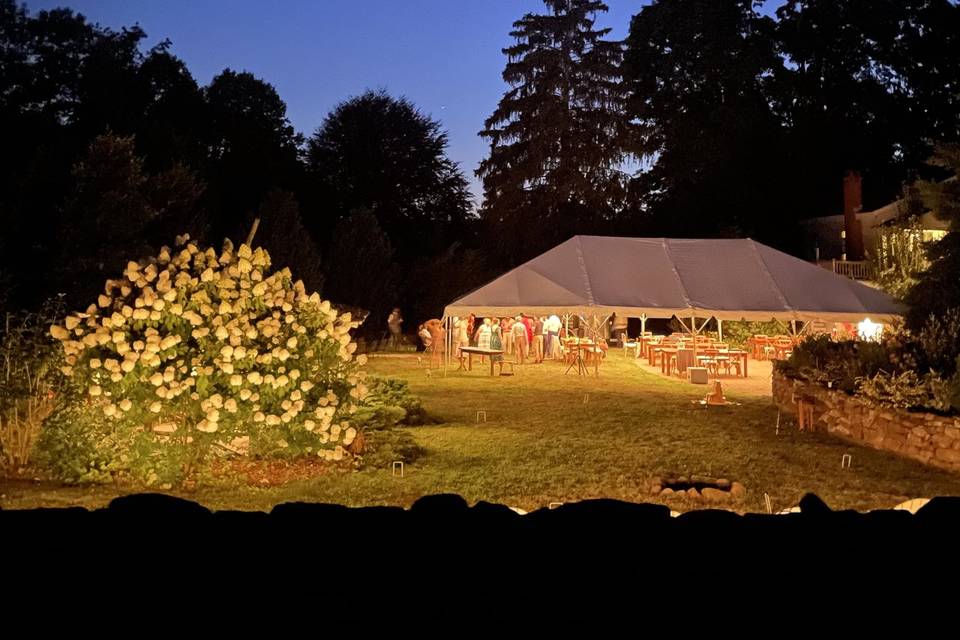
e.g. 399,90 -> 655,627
305,90 -> 474,264
619,0 -> 960,249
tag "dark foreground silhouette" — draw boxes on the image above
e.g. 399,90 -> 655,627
4,492 -> 959,608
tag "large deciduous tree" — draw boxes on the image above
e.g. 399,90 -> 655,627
204,69 -> 303,243
774,0 -> 960,219
623,0 -> 787,242
478,0 -> 637,265
305,90 -> 473,264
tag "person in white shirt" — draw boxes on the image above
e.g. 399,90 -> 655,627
544,314 -> 561,359
475,317 -> 493,364
418,323 -> 432,350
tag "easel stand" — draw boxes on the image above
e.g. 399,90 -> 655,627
565,347 -> 588,376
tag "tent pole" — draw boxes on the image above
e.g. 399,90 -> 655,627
691,314 -> 698,363
717,318 -> 723,342
640,313 -> 647,336
443,316 -> 448,377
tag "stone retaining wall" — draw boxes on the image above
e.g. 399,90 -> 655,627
772,369 -> 960,473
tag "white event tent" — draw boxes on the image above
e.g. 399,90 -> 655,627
440,236 -> 903,367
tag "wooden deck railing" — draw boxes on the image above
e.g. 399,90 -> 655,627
831,259 -> 873,280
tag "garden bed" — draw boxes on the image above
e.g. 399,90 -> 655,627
772,369 -> 960,473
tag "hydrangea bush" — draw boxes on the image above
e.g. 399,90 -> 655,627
47,235 -> 369,484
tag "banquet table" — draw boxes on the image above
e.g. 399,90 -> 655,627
458,347 -> 506,376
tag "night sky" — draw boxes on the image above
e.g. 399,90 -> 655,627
25,0 -> 782,202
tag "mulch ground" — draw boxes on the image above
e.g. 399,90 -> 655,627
207,457 -> 351,486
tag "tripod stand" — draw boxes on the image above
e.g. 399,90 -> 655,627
565,344 -> 589,376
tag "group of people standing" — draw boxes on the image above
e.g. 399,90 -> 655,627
447,314 -> 565,365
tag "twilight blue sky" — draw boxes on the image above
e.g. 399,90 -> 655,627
25,1 -> 781,202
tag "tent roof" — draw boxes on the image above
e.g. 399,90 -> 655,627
444,236 -> 904,323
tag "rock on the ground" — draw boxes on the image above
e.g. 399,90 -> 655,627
686,488 -> 700,499
660,488 -> 675,496
701,487 -> 730,502
730,482 -> 746,499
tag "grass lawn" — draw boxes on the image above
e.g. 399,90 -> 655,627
3,353 -> 960,512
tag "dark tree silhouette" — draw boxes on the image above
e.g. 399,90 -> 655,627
55,133 -> 157,306
253,189 -> 325,295
774,0 -> 960,216
623,0 -> 787,243
905,144 -> 960,330
322,209 -> 400,331
204,69 -> 304,244
478,0 -> 637,265
305,89 -> 473,263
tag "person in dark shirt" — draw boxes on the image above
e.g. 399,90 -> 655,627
532,316 -> 545,363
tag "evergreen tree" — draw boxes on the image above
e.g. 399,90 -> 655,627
323,209 -> 400,331
478,0 -> 636,264
904,143 -> 960,330
254,189 -> 325,295
56,133 -> 156,306
55,133 -> 207,308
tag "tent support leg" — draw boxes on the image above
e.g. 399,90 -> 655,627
717,318 -> 723,342
640,313 -> 647,336
442,316 -> 447,376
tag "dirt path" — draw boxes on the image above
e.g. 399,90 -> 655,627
630,354 -> 776,398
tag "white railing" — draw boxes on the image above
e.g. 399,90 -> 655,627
831,260 -> 873,280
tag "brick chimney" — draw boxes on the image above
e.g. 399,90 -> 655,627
842,171 -> 864,260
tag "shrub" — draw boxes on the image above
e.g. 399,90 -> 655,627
0,298 -> 66,470
776,334 -> 892,393
909,308 -> 960,377
360,428 -> 426,469
855,370 -> 950,412
719,320 -> 790,348
352,376 -> 429,429
33,386 -> 131,483
779,316 -> 960,414
41,235 -> 369,485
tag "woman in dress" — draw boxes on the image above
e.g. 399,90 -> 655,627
453,317 -> 469,355
501,317 -> 513,356
489,320 -> 504,373
476,317 -> 492,364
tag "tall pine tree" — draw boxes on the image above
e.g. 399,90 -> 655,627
478,0 -> 637,264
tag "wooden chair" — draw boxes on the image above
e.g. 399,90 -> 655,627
750,335 -> 769,360
797,395 -> 816,431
